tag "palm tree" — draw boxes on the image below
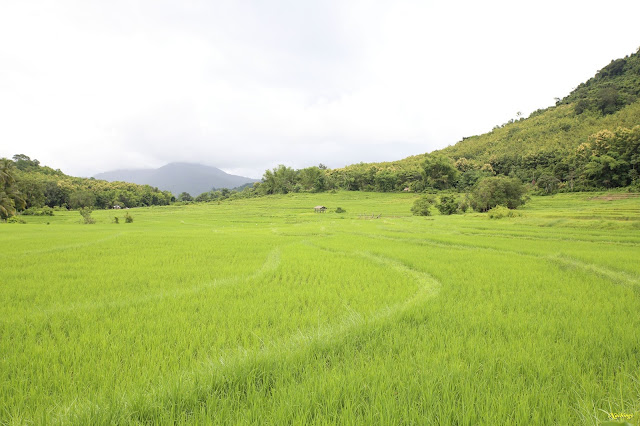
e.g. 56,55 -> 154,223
0,158 -> 26,220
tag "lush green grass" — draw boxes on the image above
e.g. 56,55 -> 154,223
1,192 -> 639,424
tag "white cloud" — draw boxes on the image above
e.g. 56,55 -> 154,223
1,0 -> 639,178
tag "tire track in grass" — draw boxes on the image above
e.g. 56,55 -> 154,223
18,248 -> 281,319
549,255 -> 640,290
53,244 -> 443,424
453,229 -> 640,247
346,231 -> 640,290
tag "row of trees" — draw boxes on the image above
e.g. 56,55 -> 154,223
411,176 -> 528,216
4,155 -> 175,216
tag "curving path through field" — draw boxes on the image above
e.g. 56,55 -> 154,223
54,243 -> 444,424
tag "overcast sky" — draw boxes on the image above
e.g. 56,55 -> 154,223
1,1 -> 639,178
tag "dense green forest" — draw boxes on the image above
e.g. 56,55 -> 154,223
2,154 -> 174,214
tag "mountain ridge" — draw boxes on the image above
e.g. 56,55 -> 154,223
94,162 -> 258,196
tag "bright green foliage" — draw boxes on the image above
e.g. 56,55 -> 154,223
0,192 -> 639,424
124,212 -> 133,223
411,195 -> 435,216
487,205 -> 522,219
470,176 -> 528,212
260,165 -> 298,194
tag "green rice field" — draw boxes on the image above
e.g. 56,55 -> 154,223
1,192 -> 639,424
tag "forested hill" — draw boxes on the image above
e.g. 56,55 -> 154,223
8,154 -> 174,210
314,48 -> 640,193
438,48 -> 640,177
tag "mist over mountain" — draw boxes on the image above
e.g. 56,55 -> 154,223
94,163 -> 258,196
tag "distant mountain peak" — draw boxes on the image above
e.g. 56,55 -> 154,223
94,162 -> 258,196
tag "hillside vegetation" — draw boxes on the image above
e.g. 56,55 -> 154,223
252,48 -> 640,195
10,154 -> 174,210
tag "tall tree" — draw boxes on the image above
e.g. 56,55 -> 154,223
422,155 -> 459,190
0,158 -> 26,220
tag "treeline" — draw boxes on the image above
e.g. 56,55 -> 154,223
251,123 -> 639,196
452,125 -> 640,193
10,154 -> 174,210
175,187 -> 256,203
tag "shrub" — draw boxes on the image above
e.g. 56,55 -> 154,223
7,216 -> 26,224
470,176 -> 528,212
335,207 -> 346,213
21,207 -> 54,216
411,196 -> 435,216
487,205 -> 522,219
124,212 -> 134,223
113,216 -> 119,224
79,207 -> 95,224
457,197 -> 470,213
436,195 -> 459,215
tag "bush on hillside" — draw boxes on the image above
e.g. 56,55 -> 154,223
21,206 -> 54,216
436,195 -> 459,215
411,196 -> 435,216
487,205 -> 522,219
470,176 -> 528,212
79,207 -> 95,224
